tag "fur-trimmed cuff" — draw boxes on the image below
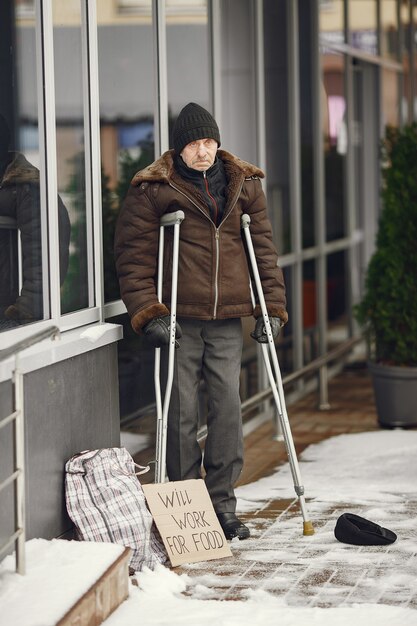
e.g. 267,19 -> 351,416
131,302 -> 170,334
4,304 -> 35,321
253,304 -> 288,326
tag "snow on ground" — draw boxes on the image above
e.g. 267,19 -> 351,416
120,431 -> 151,456
237,429 -> 417,508
107,430 -> 417,625
0,540 -> 124,626
104,564 -> 411,626
1,430 -> 416,626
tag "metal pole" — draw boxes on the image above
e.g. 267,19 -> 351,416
154,211 -> 184,483
159,219 -> 181,482
318,364 -> 331,410
154,225 -> 165,482
13,356 -> 25,575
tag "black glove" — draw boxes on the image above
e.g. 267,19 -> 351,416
250,316 -> 281,344
143,315 -> 182,348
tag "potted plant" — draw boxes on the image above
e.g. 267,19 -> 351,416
354,123 -> 417,428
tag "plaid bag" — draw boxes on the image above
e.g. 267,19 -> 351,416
65,447 -> 167,571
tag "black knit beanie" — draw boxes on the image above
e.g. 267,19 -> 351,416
172,102 -> 220,154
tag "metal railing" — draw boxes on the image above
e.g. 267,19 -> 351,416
120,334 -> 363,442
197,335 -> 363,442
0,325 -> 59,574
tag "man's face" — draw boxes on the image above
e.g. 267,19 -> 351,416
180,138 -> 218,171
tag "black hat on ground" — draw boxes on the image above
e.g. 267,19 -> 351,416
172,102 -> 220,154
334,513 -> 397,546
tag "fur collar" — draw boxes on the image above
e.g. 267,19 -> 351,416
2,152 -> 40,186
131,149 -> 264,186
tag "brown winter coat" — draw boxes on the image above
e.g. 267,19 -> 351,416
114,149 -> 287,333
0,152 -> 70,320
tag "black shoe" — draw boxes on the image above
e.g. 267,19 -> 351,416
216,512 -> 250,540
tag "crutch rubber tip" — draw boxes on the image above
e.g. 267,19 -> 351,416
303,521 -> 315,536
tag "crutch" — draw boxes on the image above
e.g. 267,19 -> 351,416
154,210 -> 185,484
241,214 -> 314,536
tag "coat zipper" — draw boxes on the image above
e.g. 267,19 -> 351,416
202,170 -> 219,225
169,179 -> 244,319
213,229 -> 219,318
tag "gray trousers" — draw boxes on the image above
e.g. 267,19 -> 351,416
162,318 -> 244,513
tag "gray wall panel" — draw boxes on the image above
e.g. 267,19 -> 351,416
1,344 -> 120,545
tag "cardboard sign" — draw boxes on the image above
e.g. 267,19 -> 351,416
142,479 -> 233,567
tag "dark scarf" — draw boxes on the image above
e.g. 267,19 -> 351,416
174,154 -> 228,226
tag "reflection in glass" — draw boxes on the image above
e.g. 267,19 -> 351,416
300,3 -> 316,249
352,61 -> 364,232
98,1 -> 156,423
264,0 -> 292,255
327,250 -> 348,346
382,68 -> 400,127
400,1 -> 411,122
167,0 -> 210,140
98,0 -> 155,304
349,0 -> 378,55
108,312 -> 156,421
1,3 -> 49,332
302,260 -> 317,365
321,53 -> 347,241
52,2 -> 89,314
413,2 -> 417,120
277,266 -> 292,375
319,0 -> 345,48
380,0 -> 399,60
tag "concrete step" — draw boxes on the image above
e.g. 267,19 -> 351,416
0,539 -> 131,626
56,545 -> 131,626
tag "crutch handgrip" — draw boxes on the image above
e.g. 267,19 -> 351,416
160,210 -> 185,228
241,213 -> 251,229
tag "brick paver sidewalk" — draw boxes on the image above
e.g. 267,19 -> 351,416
174,364 -> 417,609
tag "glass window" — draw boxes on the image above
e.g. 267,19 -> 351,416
381,0 -> 400,60
352,60 -> 365,232
15,0 -> 35,18
327,250 -> 349,347
321,52 -> 348,241
400,0 -> 412,122
303,260 -> 318,364
413,1 -> 417,120
348,0 -> 378,55
1,2 -> 48,332
53,1 -> 89,315
108,312 -> 155,423
264,0 -> 292,255
97,1 -> 156,423
118,0 -> 207,16
277,266 -> 293,376
166,0 -> 210,141
319,0 -> 345,48
300,1 -> 316,249
382,68 -> 401,127
97,0 -> 155,304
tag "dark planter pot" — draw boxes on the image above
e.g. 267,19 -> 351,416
368,361 -> 417,428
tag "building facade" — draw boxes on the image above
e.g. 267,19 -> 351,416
1,0 -> 416,542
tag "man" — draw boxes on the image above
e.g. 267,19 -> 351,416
0,113 -> 70,330
115,102 -> 287,540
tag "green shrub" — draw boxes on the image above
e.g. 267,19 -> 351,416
354,124 -> 417,366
